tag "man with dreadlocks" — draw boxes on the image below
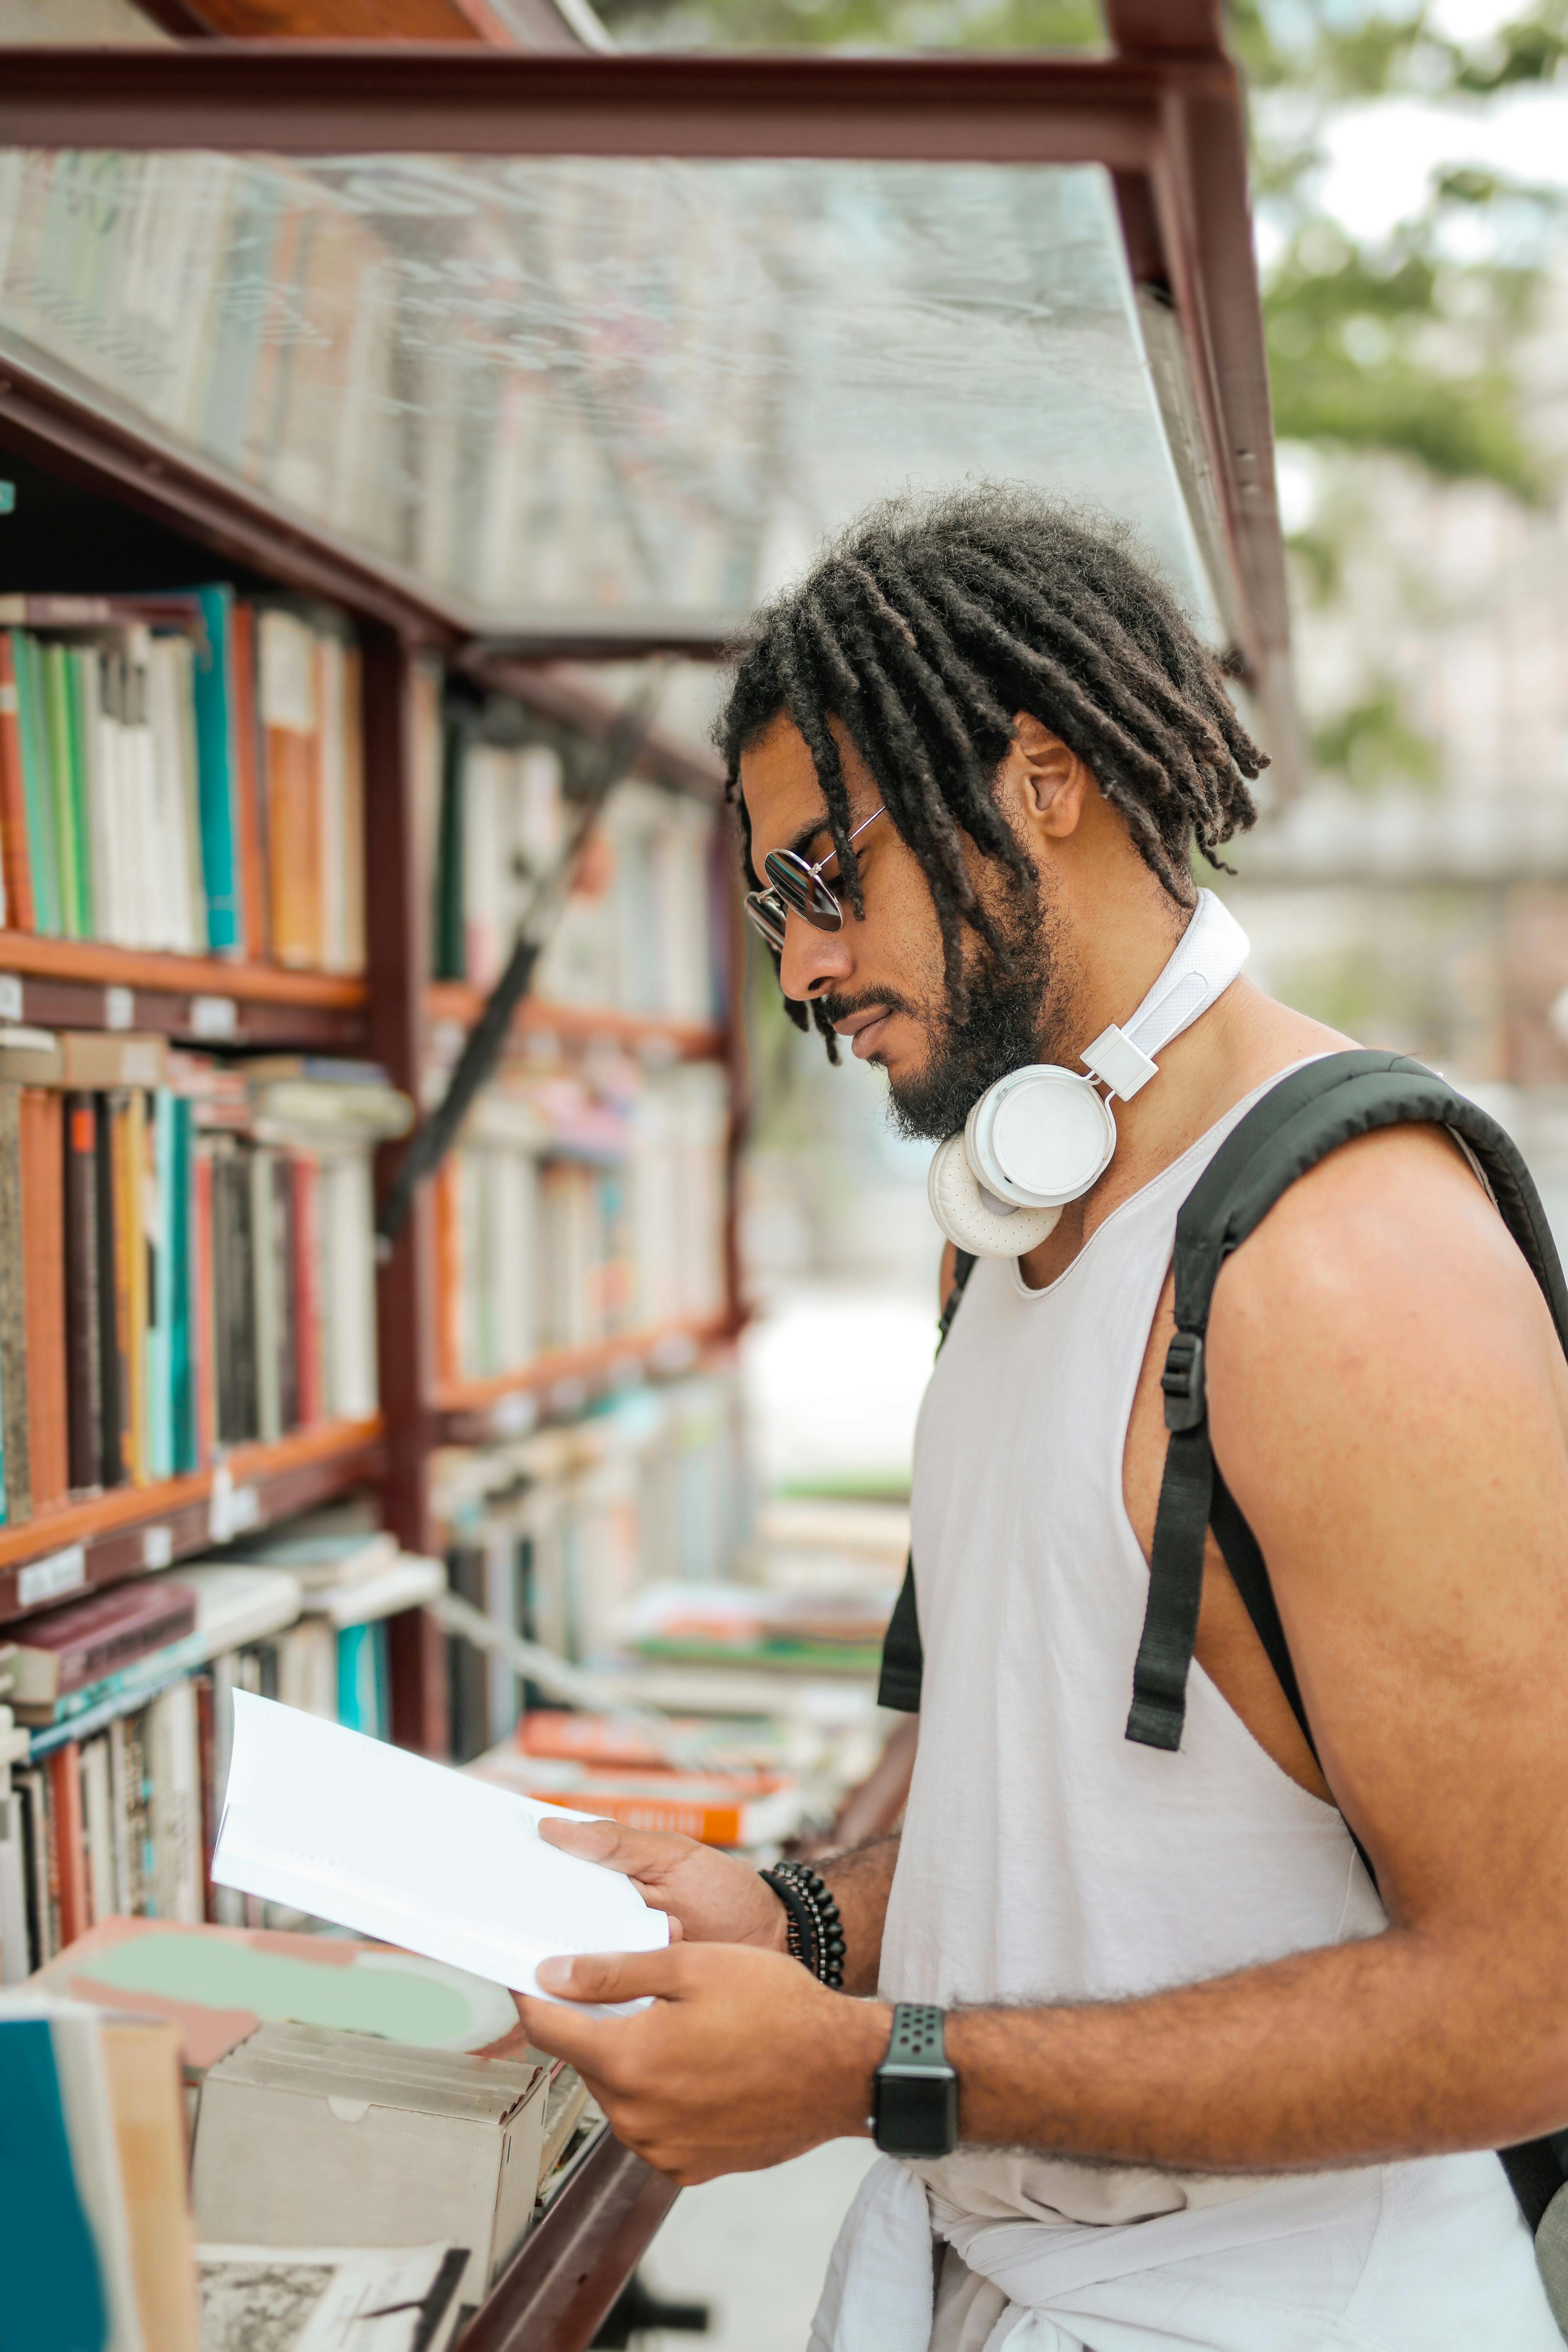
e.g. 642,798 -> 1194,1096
517,489 -> 1566,2349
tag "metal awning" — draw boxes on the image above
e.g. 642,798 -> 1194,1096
0,9 -> 1296,775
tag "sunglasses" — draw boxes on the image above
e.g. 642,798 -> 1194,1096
743,806 -> 887,954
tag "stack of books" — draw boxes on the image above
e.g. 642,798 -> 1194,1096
0,1034 -> 408,1520
0,587 -> 366,969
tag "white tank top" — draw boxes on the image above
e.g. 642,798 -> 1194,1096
880,1068 -> 1387,2222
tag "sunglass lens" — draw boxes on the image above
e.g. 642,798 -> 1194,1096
763,850 -> 841,932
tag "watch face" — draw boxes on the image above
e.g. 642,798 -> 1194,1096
874,2068 -> 959,2159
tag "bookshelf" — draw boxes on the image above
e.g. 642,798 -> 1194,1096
0,17 -> 1291,2349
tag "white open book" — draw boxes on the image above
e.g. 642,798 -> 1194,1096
213,1692 -> 667,2015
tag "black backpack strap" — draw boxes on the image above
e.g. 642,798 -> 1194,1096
1127,1050 -> 1568,1756
876,1250 -> 977,1714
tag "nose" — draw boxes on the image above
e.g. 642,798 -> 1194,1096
778,910 -> 854,1002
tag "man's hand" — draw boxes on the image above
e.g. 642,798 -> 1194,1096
517,1943 -> 888,2184
537,1815 -> 790,1949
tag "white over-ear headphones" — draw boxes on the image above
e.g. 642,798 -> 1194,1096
927,890 -> 1251,1258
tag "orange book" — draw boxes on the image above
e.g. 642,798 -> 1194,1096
265,728 -> 321,967
259,608 -> 323,969
433,1157 -> 463,1387
19,1087 -> 69,1510
102,2020 -> 200,2352
47,1740 -> 89,1948
471,1745 -> 801,1850
231,602 -> 269,962
0,630 -> 34,930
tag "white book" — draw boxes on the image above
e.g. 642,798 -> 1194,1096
0,1793 -> 30,1984
146,1680 -> 203,1925
79,1733 -> 115,1929
213,1692 -> 667,2010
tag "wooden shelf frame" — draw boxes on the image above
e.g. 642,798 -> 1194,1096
434,1315 -> 734,1443
457,2129 -> 678,2352
0,933 -> 370,1050
0,1416 -> 384,1623
427,983 -> 724,1066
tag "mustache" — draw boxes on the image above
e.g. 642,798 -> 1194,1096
814,985 -> 924,1029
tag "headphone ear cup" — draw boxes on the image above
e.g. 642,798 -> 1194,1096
927,1133 -> 1063,1259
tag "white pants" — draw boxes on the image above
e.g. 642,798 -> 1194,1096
808,2150 -> 1560,2352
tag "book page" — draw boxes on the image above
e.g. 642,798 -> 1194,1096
213,1693 -> 667,2016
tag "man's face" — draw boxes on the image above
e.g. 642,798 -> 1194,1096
739,711 -> 1061,1142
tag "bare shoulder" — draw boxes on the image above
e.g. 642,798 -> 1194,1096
1206,1118 -> 1568,1548
1211,1120 -> 1558,1369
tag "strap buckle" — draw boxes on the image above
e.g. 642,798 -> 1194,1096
1161,1330 -> 1206,1431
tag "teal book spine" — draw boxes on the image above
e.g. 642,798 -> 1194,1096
186,584 -> 243,955
14,635 -> 61,937
40,645 -> 82,938
0,2018 -> 111,2352
170,1096 -> 197,1474
336,1621 -> 389,1740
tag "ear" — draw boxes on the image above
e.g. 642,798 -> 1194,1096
1009,712 -> 1090,839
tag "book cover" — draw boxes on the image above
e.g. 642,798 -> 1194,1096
170,1097 -> 197,1476
0,1789 -> 31,1983
258,608 -> 322,970
12,631 -> 60,936
29,1914 -> 526,2075
290,1151 -> 322,1427
102,2018 -> 202,2352
231,599 -> 269,960
187,585 -> 243,955
6,1579 -> 198,1713
69,645 -> 101,942
0,2012 -> 116,2350
192,1139 -> 216,1469
22,1088 -> 72,1514
274,1151 -> 298,1435
250,1145 -> 282,1446
46,1739 -> 89,1949
79,1729 -> 115,1927
62,1090 -> 102,1494
95,1090 -> 128,1491
40,642 -> 84,939
147,1089 -> 175,1483
0,628 -> 31,929
0,1080 -> 27,1523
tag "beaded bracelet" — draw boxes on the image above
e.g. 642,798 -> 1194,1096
759,1861 -> 845,1990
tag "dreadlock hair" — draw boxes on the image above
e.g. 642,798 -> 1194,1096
716,484 -> 1267,1059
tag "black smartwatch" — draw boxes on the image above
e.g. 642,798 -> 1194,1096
870,2003 -> 958,2157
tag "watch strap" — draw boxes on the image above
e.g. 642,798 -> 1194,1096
885,2002 -> 947,2069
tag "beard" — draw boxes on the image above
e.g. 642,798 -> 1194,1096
819,896 -> 1067,1144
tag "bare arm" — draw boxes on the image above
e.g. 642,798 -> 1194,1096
818,1833 -> 900,1994
522,1128 -> 1568,2183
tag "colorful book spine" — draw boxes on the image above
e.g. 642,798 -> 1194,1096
0,630 -> 27,931
13,633 -> 59,938
187,584 -> 243,956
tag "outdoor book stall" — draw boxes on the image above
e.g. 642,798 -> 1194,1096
0,8 -> 1296,2347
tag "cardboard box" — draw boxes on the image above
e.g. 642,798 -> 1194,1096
192,2022 -> 548,2308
